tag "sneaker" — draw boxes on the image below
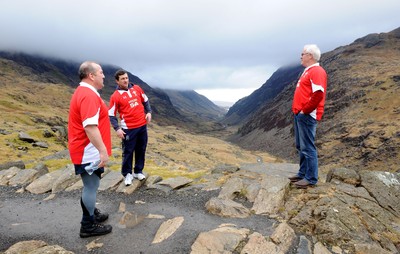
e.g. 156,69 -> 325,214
80,222 -> 112,238
94,208 -> 109,223
133,173 -> 146,181
124,173 -> 133,186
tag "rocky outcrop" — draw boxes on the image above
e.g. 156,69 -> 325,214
1,162 -> 399,254
4,240 -> 73,254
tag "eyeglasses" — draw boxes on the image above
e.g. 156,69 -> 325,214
301,53 -> 311,56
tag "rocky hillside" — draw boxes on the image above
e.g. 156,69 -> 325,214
223,64 -> 303,126
229,27 -> 400,173
0,51 -> 186,126
164,89 -> 226,120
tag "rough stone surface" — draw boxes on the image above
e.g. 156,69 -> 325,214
98,170 -> 122,191
8,169 -> 39,186
0,160 -> 25,170
0,167 -> 21,186
191,224 -> 250,254
314,242 -> 332,254
241,232 -> 283,254
26,168 -> 65,194
205,197 -> 250,218
158,176 -> 193,189
326,167 -> 360,185
152,216 -> 184,244
360,170 -> 400,217
270,222 -> 296,253
1,161 -> 400,254
252,176 -> 289,215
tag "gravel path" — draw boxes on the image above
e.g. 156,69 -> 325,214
0,185 -> 277,254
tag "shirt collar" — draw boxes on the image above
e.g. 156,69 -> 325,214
79,82 -> 100,96
304,62 -> 320,72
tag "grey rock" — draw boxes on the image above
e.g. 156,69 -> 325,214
211,164 -> 239,174
360,170 -> 400,217
32,163 -> 49,176
158,176 -> 193,189
270,222 -> 296,254
218,177 -> 244,199
8,169 -> 39,186
51,165 -> 80,193
191,224 -> 250,254
98,170 -> 123,191
0,160 -> 25,170
26,168 -> 65,194
32,141 -> 49,148
18,132 -> 36,143
354,243 -> 393,254
116,176 -> 145,195
313,242 -> 332,254
326,167 -> 360,185
145,175 -> 163,185
252,175 -> 289,215
42,129 -> 54,138
241,232 -> 283,254
0,167 -> 21,186
118,211 -> 146,229
296,235 -> 312,254
205,197 -> 250,218
41,149 -> 69,160
4,240 -> 47,254
152,216 -> 184,244
51,125 -> 67,139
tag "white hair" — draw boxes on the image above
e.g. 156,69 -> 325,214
304,44 -> 321,61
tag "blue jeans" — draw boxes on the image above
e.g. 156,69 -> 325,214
294,113 -> 318,185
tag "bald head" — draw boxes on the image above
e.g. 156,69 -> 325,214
78,61 -> 105,90
79,61 -> 99,81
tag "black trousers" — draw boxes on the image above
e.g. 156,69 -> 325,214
121,125 -> 148,176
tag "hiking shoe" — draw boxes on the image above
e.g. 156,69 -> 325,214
288,175 -> 303,183
133,173 -> 146,181
80,222 -> 112,238
94,208 -> 108,223
124,173 -> 133,186
294,179 -> 315,189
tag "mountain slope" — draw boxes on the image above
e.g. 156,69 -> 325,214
223,65 -> 303,125
0,51 -> 186,126
229,27 -> 400,172
163,89 -> 226,120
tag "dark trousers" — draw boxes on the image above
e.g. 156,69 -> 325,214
121,125 -> 148,176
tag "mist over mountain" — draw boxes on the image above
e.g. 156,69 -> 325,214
226,27 -> 400,172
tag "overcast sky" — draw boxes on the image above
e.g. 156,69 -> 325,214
1,0 -> 399,103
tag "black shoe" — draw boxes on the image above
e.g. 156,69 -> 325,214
94,208 -> 109,223
80,222 -> 112,238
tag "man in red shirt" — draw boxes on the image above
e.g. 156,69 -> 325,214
289,44 -> 327,188
68,61 -> 112,237
108,70 -> 152,186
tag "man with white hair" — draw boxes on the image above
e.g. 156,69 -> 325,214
288,44 -> 328,189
